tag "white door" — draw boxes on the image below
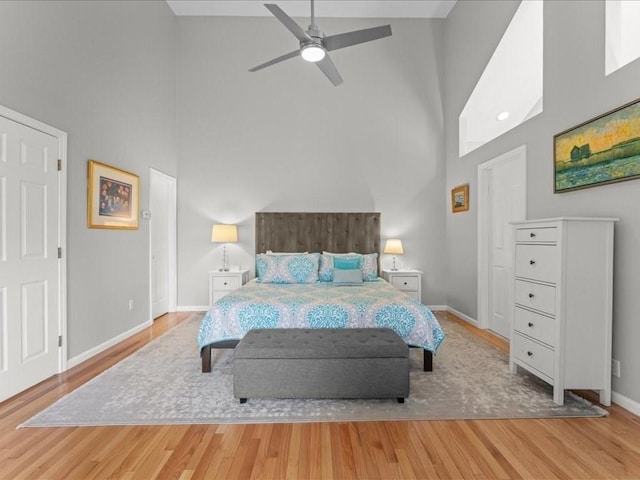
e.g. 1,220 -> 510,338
0,110 -> 65,402
149,168 -> 176,319
478,146 -> 527,339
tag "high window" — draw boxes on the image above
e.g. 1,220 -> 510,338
459,1 -> 543,157
606,0 -> 640,75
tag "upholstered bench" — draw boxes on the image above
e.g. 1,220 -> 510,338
233,328 -> 410,403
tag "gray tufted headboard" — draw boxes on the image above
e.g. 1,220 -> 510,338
255,212 -> 381,262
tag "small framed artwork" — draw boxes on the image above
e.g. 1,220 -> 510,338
88,160 -> 139,229
451,184 -> 469,213
554,97 -> 640,193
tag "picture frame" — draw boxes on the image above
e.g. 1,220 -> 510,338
451,184 -> 469,213
554,98 -> 640,193
88,160 -> 139,229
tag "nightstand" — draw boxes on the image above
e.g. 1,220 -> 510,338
209,269 -> 249,305
382,269 -> 423,303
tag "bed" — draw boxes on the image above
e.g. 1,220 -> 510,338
198,212 -> 445,372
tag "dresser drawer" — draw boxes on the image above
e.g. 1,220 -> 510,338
514,280 -> 556,316
515,227 -> 557,243
515,244 -> 558,283
213,276 -> 240,291
391,276 -> 419,291
514,307 -> 555,347
512,333 -> 554,380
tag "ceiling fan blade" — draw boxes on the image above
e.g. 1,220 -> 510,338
316,54 -> 343,86
264,3 -> 311,43
324,25 -> 392,52
249,49 -> 300,72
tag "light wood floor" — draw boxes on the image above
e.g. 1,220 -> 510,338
1,311 -> 639,479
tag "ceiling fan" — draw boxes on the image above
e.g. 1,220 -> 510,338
249,0 -> 392,86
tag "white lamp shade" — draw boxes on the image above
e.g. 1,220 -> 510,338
383,239 -> 404,255
211,224 -> 238,243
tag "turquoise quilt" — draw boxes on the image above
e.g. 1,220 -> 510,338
197,279 -> 445,353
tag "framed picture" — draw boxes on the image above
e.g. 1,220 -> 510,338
554,98 -> 640,193
88,160 -> 139,229
451,184 -> 469,213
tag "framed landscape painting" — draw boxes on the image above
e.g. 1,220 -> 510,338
554,98 -> 640,192
88,160 -> 139,229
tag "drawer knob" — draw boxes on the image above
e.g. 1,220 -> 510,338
404,282 -> 408,285
527,351 -> 533,357
530,232 -> 536,238
529,259 -> 536,265
528,322 -> 534,327
223,282 -> 228,286
528,293 -> 534,298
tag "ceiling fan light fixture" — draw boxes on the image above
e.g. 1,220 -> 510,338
301,44 -> 326,62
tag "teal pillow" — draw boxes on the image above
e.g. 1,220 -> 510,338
333,268 -> 363,285
333,256 -> 361,270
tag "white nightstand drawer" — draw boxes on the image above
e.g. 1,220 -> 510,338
381,270 -> 423,303
515,244 -> 558,283
209,269 -> 249,306
514,280 -> 556,316
516,227 -> 557,243
391,276 -> 419,291
213,276 -> 240,291
514,307 -> 555,347
512,333 -> 554,380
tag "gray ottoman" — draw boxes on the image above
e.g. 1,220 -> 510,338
233,328 -> 410,403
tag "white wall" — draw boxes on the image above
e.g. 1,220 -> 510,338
176,17 -> 448,308
444,0 -> 640,404
0,0 -> 177,358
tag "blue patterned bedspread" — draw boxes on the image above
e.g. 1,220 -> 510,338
197,279 -> 445,353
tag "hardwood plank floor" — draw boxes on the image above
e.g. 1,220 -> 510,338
1,311 -> 639,479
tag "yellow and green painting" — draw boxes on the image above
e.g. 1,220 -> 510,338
554,99 -> 640,192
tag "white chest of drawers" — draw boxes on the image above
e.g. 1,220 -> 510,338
509,217 -> 617,406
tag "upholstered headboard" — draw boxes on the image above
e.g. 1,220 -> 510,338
255,212 -> 380,257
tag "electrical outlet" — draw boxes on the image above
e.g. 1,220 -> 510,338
128,299 -> 135,311
612,359 -> 621,378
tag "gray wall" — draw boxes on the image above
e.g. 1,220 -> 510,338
176,17 -> 448,308
0,1 -> 177,358
444,0 -> 640,403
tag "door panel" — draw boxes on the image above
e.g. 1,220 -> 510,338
0,114 -> 60,402
150,169 -> 176,319
479,147 -> 527,340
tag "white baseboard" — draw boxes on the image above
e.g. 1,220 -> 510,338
177,305 -> 209,312
67,320 -> 152,369
611,391 -> 640,416
426,304 -> 448,311
446,306 -> 479,327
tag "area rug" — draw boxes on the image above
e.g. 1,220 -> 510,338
21,313 -> 606,427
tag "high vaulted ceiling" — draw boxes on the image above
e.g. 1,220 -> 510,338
166,1 -> 457,18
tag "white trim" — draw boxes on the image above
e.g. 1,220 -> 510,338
0,105 -> 68,374
611,391 -> 640,416
477,145 -> 527,331
427,304 -> 448,311
67,320 -> 152,369
446,306 -> 479,327
177,305 -> 209,312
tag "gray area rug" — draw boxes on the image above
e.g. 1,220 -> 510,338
21,313 -> 606,427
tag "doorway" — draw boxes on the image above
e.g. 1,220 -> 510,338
149,168 -> 177,320
477,145 -> 527,339
0,105 -> 67,402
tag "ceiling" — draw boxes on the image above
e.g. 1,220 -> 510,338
166,1 -> 457,18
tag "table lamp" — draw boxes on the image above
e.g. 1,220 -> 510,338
384,238 -> 404,271
211,224 -> 238,271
